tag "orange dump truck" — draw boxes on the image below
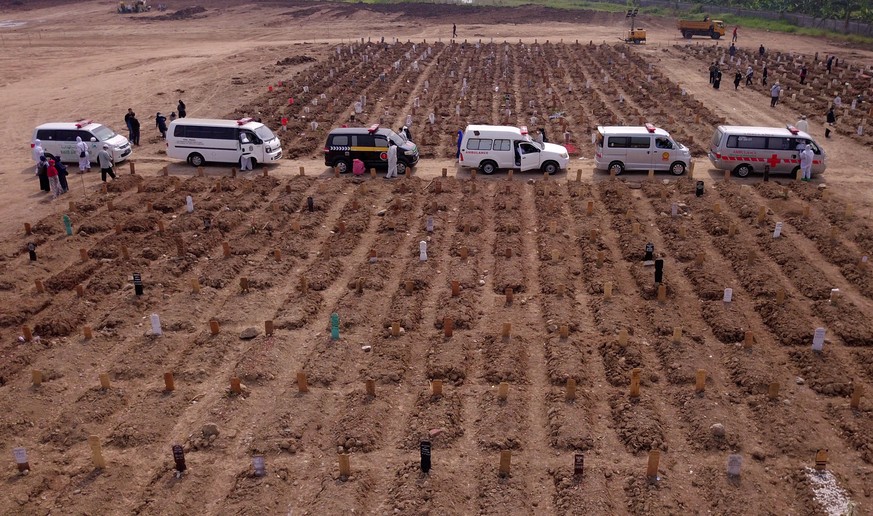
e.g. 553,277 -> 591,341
678,18 -> 726,39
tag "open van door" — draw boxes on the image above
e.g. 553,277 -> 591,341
518,142 -> 541,171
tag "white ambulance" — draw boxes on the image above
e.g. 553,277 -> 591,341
708,125 -> 827,177
166,118 -> 282,167
32,120 -> 132,164
458,125 -> 570,175
594,124 -> 691,175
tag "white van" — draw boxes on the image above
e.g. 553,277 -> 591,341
594,124 -> 691,175
32,120 -> 132,164
708,125 -> 827,177
458,125 -> 569,175
167,118 -> 282,167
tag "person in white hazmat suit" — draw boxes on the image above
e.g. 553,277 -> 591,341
32,139 -> 44,174
385,141 -> 398,179
75,136 -> 91,173
800,144 -> 814,181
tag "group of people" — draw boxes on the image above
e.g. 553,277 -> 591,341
31,140 -> 69,199
127,100 -> 186,142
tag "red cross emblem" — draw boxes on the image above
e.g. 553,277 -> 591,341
767,154 -> 780,168
380,152 -> 388,160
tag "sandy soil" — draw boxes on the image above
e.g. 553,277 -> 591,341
1,1 -> 873,514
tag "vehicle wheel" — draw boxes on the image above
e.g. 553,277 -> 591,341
682,31 -> 692,39
480,160 -> 498,175
734,164 -> 752,178
542,161 -> 560,175
397,161 -> 407,175
711,32 -> 721,40
333,158 -> 351,174
188,153 -> 205,167
669,161 -> 686,176
791,166 -> 800,178
608,161 -> 625,176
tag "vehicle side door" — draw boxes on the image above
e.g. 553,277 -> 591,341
373,133 -> 389,167
627,136 -> 652,170
493,138 -> 512,168
653,136 -> 675,170
518,142 -> 541,171
766,136 -> 794,171
239,129 -> 259,160
56,129 -> 80,162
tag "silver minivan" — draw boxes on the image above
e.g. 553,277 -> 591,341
595,124 -> 691,175
708,125 -> 827,177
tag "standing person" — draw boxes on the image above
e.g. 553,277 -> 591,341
762,64 -> 769,86
452,23 -> 457,38
799,65 -> 808,85
758,44 -> 765,57
825,105 -> 836,138
800,144 -> 814,181
177,100 -> 186,118
155,112 -> 168,139
46,159 -> 62,199
124,108 -> 135,139
55,157 -> 69,193
732,26 -> 738,42
770,82 -> 782,107
385,141 -> 398,179
75,136 -> 91,173
709,62 -> 717,84
97,144 -> 116,182
713,69 -> 723,90
729,43 -> 736,58
32,139 -> 45,174
745,65 -> 754,86
826,55 -> 833,74
456,129 -> 463,159
733,70 -> 742,90
129,112 -> 141,146
36,155 -> 49,192
239,133 -> 253,171
796,115 -> 809,133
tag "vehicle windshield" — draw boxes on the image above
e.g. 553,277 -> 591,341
91,125 -> 117,141
255,126 -> 276,141
388,130 -> 407,146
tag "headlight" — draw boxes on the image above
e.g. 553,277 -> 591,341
405,150 -> 415,156
265,147 -> 271,153
561,152 -> 569,159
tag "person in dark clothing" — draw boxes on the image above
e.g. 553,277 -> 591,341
758,44 -> 765,57
177,100 -> 186,118
762,64 -> 768,86
129,114 -> 141,145
124,108 -> 135,139
825,106 -> 836,138
452,23 -> 457,38
733,70 -> 742,90
155,112 -> 168,139
97,144 -> 116,182
745,66 -> 753,86
713,69 -> 722,89
709,62 -> 717,84
55,158 -> 69,193
826,55 -> 833,74
729,43 -> 736,58
539,127 -> 548,143
36,155 -> 49,192
799,65 -> 808,85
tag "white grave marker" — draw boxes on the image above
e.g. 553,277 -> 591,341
723,288 -> 733,303
812,327 -> 826,351
773,222 -> 783,238
150,313 -> 162,336
727,454 -> 742,477
426,217 -> 434,233
186,196 -> 194,213
671,203 -> 678,217
13,447 -> 27,464
419,241 -> 428,261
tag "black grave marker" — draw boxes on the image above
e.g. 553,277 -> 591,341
307,196 -> 314,212
420,440 -> 432,473
133,273 -> 143,296
172,444 -> 187,473
655,259 -> 664,284
695,180 -> 704,197
574,454 -> 584,476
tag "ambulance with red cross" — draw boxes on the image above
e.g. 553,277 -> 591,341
708,125 -> 827,178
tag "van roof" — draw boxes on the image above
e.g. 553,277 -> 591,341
717,125 -> 813,139
597,125 -> 670,137
169,118 -> 264,129
35,122 -> 102,131
464,125 -> 525,135
328,126 -> 393,136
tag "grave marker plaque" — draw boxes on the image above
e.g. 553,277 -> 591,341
574,454 -> 584,476
27,242 -> 37,261
13,447 -> 29,474
133,273 -> 143,296
812,327 -> 825,351
644,243 -> 654,263
654,259 -> 664,284
727,454 -> 742,477
695,181 -> 704,197
172,444 -> 187,474
252,455 -> 266,477
420,440 -> 432,473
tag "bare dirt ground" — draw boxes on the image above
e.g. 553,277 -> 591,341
1,1 -> 873,515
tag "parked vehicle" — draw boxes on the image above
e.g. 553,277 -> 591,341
678,17 -> 725,39
594,124 -> 691,176
166,118 -> 282,167
32,120 -> 132,164
323,124 -> 419,174
458,125 -> 569,175
708,125 -> 827,178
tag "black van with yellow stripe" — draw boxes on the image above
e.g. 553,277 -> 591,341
324,124 -> 419,174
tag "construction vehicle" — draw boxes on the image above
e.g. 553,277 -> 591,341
117,0 -> 150,13
624,7 -> 646,44
678,17 -> 725,39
